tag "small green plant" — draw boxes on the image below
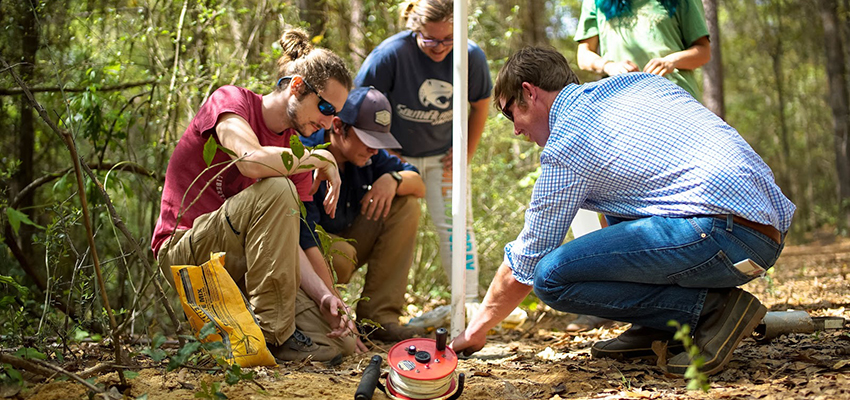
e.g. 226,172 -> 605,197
614,366 -> 632,390
668,320 -> 710,392
764,267 -> 778,296
195,381 -> 227,399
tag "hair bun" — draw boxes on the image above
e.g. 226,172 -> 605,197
279,28 -> 314,64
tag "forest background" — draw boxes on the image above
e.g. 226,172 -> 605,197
0,0 -> 849,368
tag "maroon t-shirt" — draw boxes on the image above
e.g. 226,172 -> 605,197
151,86 -> 312,258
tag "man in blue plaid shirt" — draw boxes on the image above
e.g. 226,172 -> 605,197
451,47 -> 795,377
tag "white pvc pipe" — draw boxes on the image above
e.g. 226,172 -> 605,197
450,0 -> 468,339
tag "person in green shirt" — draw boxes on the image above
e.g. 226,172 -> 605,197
575,0 -> 711,99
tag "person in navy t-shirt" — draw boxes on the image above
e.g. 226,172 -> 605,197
355,0 -> 493,302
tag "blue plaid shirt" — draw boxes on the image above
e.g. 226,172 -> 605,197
505,73 -> 796,285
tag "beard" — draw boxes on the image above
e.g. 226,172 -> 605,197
286,93 -> 319,137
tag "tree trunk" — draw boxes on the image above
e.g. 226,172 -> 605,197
520,0 -> 548,46
299,0 -> 327,37
348,0 -> 366,69
13,0 -> 39,271
818,0 -> 850,231
701,0 -> 725,119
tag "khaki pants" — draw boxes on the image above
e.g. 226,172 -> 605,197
326,195 -> 420,325
158,178 -> 354,355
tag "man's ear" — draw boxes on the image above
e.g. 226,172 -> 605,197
521,81 -> 536,101
331,117 -> 344,134
289,76 -> 304,94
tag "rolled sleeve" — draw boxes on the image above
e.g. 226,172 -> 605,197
503,162 -> 588,284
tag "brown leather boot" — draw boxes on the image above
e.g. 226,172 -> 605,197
267,329 -> 342,363
667,288 -> 767,376
591,325 -> 684,360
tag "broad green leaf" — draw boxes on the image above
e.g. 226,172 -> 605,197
5,365 -> 23,382
203,135 -> 217,167
311,153 -> 335,167
0,275 -> 28,295
199,321 -> 218,340
281,153 -> 294,171
73,327 -> 90,342
140,347 -> 167,363
217,145 -> 236,157
125,371 -> 139,380
290,135 -> 305,159
15,348 -> 47,360
299,201 -> 306,219
5,207 -> 44,235
152,333 -> 167,349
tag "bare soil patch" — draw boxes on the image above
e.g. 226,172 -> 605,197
14,239 -> 850,400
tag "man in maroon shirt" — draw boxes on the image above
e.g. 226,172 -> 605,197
153,29 -> 364,363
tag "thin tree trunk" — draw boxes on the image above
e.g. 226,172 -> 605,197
819,0 -> 850,230
348,0 -> 366,69
520,0 -> 548,46
299,0 -> 327,37
701,0 -> 725,119
14,0 -> 39,267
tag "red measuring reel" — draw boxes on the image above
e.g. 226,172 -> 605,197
384,328 -> 465,400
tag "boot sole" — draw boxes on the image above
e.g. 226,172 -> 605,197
667,293 -> 767,376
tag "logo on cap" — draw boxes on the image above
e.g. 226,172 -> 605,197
375,110 -> 391,127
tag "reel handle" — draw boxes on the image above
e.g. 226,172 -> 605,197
354,355 -> 383,400
435,327 -> 447,351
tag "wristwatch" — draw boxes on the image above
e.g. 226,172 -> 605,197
389,170 -> 403,186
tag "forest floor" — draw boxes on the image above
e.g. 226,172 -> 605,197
12,236 -> 850,400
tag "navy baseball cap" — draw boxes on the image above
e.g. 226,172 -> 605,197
338,87 -> 401,149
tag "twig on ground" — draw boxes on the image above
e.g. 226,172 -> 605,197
0,353 -> 115,398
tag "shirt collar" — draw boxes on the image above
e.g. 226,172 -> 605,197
549,82 -> 584,134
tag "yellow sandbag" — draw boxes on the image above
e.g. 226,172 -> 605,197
171,252 -> 276,367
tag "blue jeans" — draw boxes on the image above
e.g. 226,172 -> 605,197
533,216 -> 785,332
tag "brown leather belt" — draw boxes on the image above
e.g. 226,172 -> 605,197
715,215 -> 782,244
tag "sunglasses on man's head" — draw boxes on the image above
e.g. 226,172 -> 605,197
500,97 -> 515,122
279,76 -> 338,116
417,32 -> 454,48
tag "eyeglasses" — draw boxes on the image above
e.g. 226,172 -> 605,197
279,76 -> 338,116
417,32 -> 454,48
500,97 -> 515,122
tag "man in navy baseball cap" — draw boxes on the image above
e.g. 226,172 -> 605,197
298,87 -> 427,345
337,86 -> 402,150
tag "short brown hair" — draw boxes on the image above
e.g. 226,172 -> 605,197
277,28 -> 352,92
494,46 -> 580,111
400,0 -> 453,32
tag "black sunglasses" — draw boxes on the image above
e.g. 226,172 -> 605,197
500,97 -> 515,122
279,76 -> 338,116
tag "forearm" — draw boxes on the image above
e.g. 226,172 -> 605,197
466,262 -> 533,336
661,36 -> 711,71
397,171 -> 426,198
298,247 -> 335,306
467,98 -> 490,159
239,147 -> 333,179
577,39 -> 605,74
304,246 -> 336,292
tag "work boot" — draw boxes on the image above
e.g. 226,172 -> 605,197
591,325 -> 684,360
362,322 -> 425,342
267,329 -> 342,363
667,288 -> 767,376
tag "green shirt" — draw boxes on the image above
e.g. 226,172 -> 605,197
575,0 -> 709,99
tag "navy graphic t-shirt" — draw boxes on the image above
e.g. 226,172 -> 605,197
355,31 -> 492,157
